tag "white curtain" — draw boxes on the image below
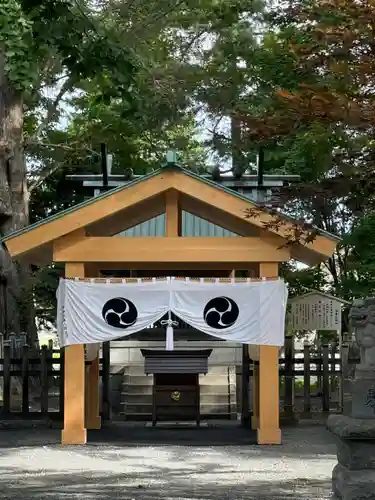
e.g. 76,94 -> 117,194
57,278 -> 288,347
57,279 -> 170,345
170,279 -> 287,346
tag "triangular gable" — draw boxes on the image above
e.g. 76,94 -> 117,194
117,212 -> 239,238
2,166 -> 339,265
289,291 -> 351,305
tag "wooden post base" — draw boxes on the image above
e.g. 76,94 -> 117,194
251,362 -> 259,430
257,427 -> 282,445
61,427 -> 87,445
85,355 -> 101,431
86,415 -> 102,430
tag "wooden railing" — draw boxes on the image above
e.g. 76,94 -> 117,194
0,335 -> 359,421
0,341 -> 111,421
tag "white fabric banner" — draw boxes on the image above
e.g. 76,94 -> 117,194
58,279 -> 170,345
170,279 -> 288,346
57,278 -> 288,347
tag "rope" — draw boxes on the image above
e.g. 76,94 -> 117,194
63,276 -> 282,283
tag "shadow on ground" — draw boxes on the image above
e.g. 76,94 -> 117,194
0,467 -> 333,500
0,424 -> 337,499
89,424 -> 259,446
0,423 -> 337,456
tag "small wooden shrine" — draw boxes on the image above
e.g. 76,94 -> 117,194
1,162 -> 339,445
141,349 -> 212,426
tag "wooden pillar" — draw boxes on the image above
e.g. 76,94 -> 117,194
251,356 -> 259,430
257,262 -> 281,445
165,189 -> 181,237
85,264 -> 102,430
85,349 -> 102,430
61,262 -> 87,445
84,264 -> 101,430
229,269 -> 251,426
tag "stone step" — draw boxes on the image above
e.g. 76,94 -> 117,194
120,392 -> 232,404
121,384 -> 232,396
121,398 -> 232,408
121,403 -> 231,416
122,375 -> 154,385
200,375 -> 232,383
120,402 -> 152,414
118,412 -> 152,419
122,374 -> 232,386
123,365 -> 148,376
123,365 -> 234,376
121,385 -> 153,395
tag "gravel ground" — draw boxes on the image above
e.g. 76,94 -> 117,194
0,423 -> 337,500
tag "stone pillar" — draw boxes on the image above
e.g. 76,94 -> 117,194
257,263 -> 281,445
61,263 -> 87,445
327,298 -> 375,499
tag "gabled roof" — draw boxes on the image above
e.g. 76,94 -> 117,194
2,165 -> 340,266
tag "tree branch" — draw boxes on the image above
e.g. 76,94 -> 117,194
26,75 -> 75,144
28,162 -> 64,194
27,142 -> 100,193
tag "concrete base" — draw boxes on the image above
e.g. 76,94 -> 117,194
328,415 -> 375,500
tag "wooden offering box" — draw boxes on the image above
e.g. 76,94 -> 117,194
140,349 -> 212,426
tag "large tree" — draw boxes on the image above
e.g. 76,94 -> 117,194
0,0 -> 187,339
227,0 -> 375,306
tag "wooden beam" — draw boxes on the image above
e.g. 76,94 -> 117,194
96,262 -> 259,272
53,236 -> 291,263
173,171 -> 338,263
15,197 -> 167,267
5,173 -> 171,258
180,194 -> 255,237
165,189 -> 181,237
4,167 -> 337,266
257,262 -> 281,445
61,262 -> 87,445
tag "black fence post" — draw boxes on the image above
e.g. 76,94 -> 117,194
322,344 -> 330,412
3,342 -> 11,415
40,346 -> 49,416
241,344 -> 250,426
102,342 -> 111,420
303,340 -> 311,417
21,345 -> 29,416
284,336 -> 295,421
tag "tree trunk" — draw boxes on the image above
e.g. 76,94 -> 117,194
0,48 -> 37,344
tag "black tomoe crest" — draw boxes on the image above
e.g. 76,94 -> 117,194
203,296 -> 239,329
102,297 -> 138,329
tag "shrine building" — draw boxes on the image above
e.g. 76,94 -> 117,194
1,160 -> 339,445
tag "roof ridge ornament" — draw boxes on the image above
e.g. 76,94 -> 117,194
162,150 -> 180,170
